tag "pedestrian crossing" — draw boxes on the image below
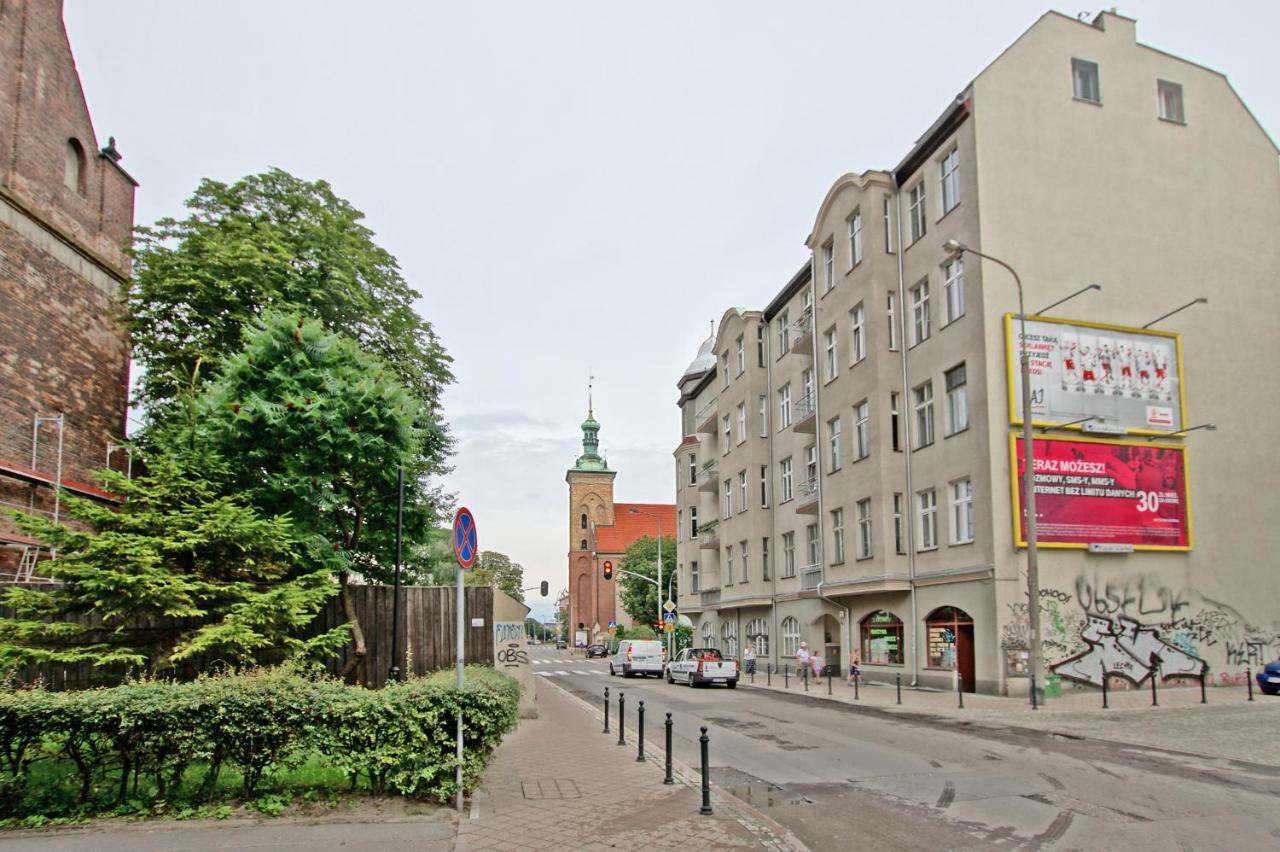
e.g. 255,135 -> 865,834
535,669 -> 605,677
532,658 -> 598,666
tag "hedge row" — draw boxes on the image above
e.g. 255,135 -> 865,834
0,666 -> 519,814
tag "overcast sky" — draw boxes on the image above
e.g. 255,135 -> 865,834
66,1 -> 1278,620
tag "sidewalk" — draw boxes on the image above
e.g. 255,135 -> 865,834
456,677 -> 798,852
738,667 -> 1280,765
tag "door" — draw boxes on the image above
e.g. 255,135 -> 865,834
957,624 -> 975,693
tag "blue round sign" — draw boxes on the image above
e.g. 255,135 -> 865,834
453,507 -> 478,569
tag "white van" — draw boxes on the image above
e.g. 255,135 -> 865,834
609,639 -> 665,678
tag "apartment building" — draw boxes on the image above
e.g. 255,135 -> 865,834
673,10 -> 1280,695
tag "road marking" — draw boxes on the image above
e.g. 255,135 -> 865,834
573,670 -> 597,676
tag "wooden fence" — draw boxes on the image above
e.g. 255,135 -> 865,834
1,583 -> 494,691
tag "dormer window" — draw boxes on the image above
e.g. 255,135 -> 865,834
64,138 -> 87,195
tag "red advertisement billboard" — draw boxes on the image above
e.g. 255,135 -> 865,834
1010,435 -> 1191,551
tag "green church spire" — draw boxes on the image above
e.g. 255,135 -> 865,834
572,377 -> 610,472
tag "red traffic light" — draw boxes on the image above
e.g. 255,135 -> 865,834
602,560 -> 614,581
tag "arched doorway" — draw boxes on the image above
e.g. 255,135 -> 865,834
926,606 -> 975,692
817,613 -> 842,678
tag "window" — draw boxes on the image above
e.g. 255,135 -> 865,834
722,414 -> 731,454
736,335 -> 745,375
757,325 -> 766,367
883,195 -> 894,253
782,532 -> 796,577
725,544 -> 734,586
802,369 -> 814,411
831,508 -> 845,563
804,444 -> 818,484
580,539 -> 587,550
737,403 -> 747,443
861,611 -> 904,665
723,479 -> 733,519
1072,58 -> 1101,103
779,384 -> 792,428
945,363 -> 968,435
824,327 -> 838,381
761,537 -> 770,580
758,395 -> 767,437
1158,79 -> 1185,123
677,509 -> 682,542
690,560 -> 700,593
780,458 -> 794,502
893,493 -> 905,554
943,257 -> 964,324
702,621 -> 714,648
828,416 -> 843,472
848,210 -> 863,268
907,182 -> 926,243
746,618 -> 769,656
822,241 -> 835,293
688,454 -> 698,486
777,310 -> 790,354
857,498 -> 872,559
722,620 -> 738,659
580,513 -> 587,529
854,400 -> 870,460
918,488 -> 938,550
910,280 -> 930,346
738,470 -> 748,513
64,139 -> 87,195
887,293 -> 898,351
914,381 -> 934,447
940,148 -> 959,215
850,303 -> 866,363
927,606 -> 973,669
781,616 -> 801,657
760,465 -> 769,508
740,540 -> 749,583
890,392 -> 901,452
721,352 -> 730,388
690,506 -> 699,539
951,477 -> 974,544
806,523 -> 819,567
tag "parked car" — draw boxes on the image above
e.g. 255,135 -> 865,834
555,639 -> 567,650
610,639 -> 665,677
586,643 -> 608,658
1256,660 -> 1280,695
666,647 -> 738,688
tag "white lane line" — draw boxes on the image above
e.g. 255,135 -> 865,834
535,671 -> 554,677
573,670 -> 596,676
555,670 -> 570,675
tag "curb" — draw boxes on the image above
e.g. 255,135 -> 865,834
543,678 -> 809,852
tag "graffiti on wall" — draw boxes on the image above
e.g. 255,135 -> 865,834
1000,572 -> 1280,686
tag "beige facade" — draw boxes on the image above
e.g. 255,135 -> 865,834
673,11 -> 1280,695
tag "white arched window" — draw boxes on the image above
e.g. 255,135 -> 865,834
64,138 -> 87,195
745,618 -> 769,656
721,621 -> 738,660
701,621 -> 715,648
781,616 -> 801,657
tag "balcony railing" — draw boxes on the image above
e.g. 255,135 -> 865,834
700,588 -> 721,606
697,518 -> 720,548
695,397 -> 719,434
792,391 -> 816,432
790,308 -> 814,356
796,476 -> 819,513
697,458 -> 719,492
800,564 -> 823,590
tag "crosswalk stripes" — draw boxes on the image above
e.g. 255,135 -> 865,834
534,669 -> 605,677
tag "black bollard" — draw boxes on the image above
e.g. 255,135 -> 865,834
699,726 -> 713,815
957,674 -> 964,709
636,700 -> 645,762
784,666 -> 789,689
1248,667 -> 1255,702
1030,674 -> 1038,711
896,672 -> 901,705
767,663 -> 771,686
1200,665 -> 1208,704
803,664 -> 809,692
1150,665 -> 1159,707
1101,664 -> 1109,709
664,713 -> 674,785
828,670 -> 833,695
854,673 -> 859,700
751,667 -> 755,684
603,687 -> 611,733
617,692 -> 626,746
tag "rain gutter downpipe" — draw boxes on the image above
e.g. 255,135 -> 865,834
893,180 -> 920,688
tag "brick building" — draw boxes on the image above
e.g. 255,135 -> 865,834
565,397 -> 674,646
0,0 -> 137,578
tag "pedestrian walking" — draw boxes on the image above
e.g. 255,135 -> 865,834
847,651 -> 861,686
796,641 -> 811,678
743,642 -> 756,675
811,652 -> 825,685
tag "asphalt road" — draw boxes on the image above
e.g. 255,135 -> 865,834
534,647 -> 1280,850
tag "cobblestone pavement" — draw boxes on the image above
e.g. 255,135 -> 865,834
456,676 -> 799,852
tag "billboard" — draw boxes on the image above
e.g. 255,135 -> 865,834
1005,315 -> 1185,435
1010,435 -> 1191,551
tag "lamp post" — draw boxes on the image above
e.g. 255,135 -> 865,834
944,240 -> 1042,700
628,507 -> 668,657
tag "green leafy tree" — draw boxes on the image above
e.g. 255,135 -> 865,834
617,536 -> 676,626
203,313 -> 439,676
467,551 -> 525,602
128,168 -> 453,429
0,398 -> 345,669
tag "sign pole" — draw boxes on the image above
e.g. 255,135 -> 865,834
455,559 -> 464,812
451,507 -> 477,815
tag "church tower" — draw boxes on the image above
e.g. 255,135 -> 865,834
565,388 -> 615,642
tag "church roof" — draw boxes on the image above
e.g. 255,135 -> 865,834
594,503 -> 676,554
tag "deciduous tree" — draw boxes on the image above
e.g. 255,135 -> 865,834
617,536 -> 676,626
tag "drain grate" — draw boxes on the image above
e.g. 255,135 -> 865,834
520,778 -> 582,800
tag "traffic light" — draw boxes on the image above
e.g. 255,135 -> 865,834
602,560 -> 614,581
540,580 -> 549,597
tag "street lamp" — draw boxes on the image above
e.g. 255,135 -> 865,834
943,240 -> 1044,702
628,507 -> 668,655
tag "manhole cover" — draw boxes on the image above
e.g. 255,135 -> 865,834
521,778 -> 582,800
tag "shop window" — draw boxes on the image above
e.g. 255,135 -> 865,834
860,610 -> 904,665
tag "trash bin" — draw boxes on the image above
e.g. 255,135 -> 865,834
1043,674 -> 1062,699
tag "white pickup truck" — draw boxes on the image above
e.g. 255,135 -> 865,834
665,647 -> 739,688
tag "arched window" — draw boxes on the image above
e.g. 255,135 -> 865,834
745,618 -> 769,656
701,621 -> 715,648
781,616 -> 801,657
860,610 -> 904,665
64,138 -> 87,195
580,513 -> 588,529
580,539 -> 587,550
925,606 -> 973,669
721,621 -> 738,660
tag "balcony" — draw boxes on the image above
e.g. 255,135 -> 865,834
695,397 -> 719,434
789,308 -> 814,356
792,391 -> 816,433
700,588 -> 721,607
697,459 -> 719,492
795,476 -> 819,514
697,518 -> 720,549
800,564 -> 823,590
